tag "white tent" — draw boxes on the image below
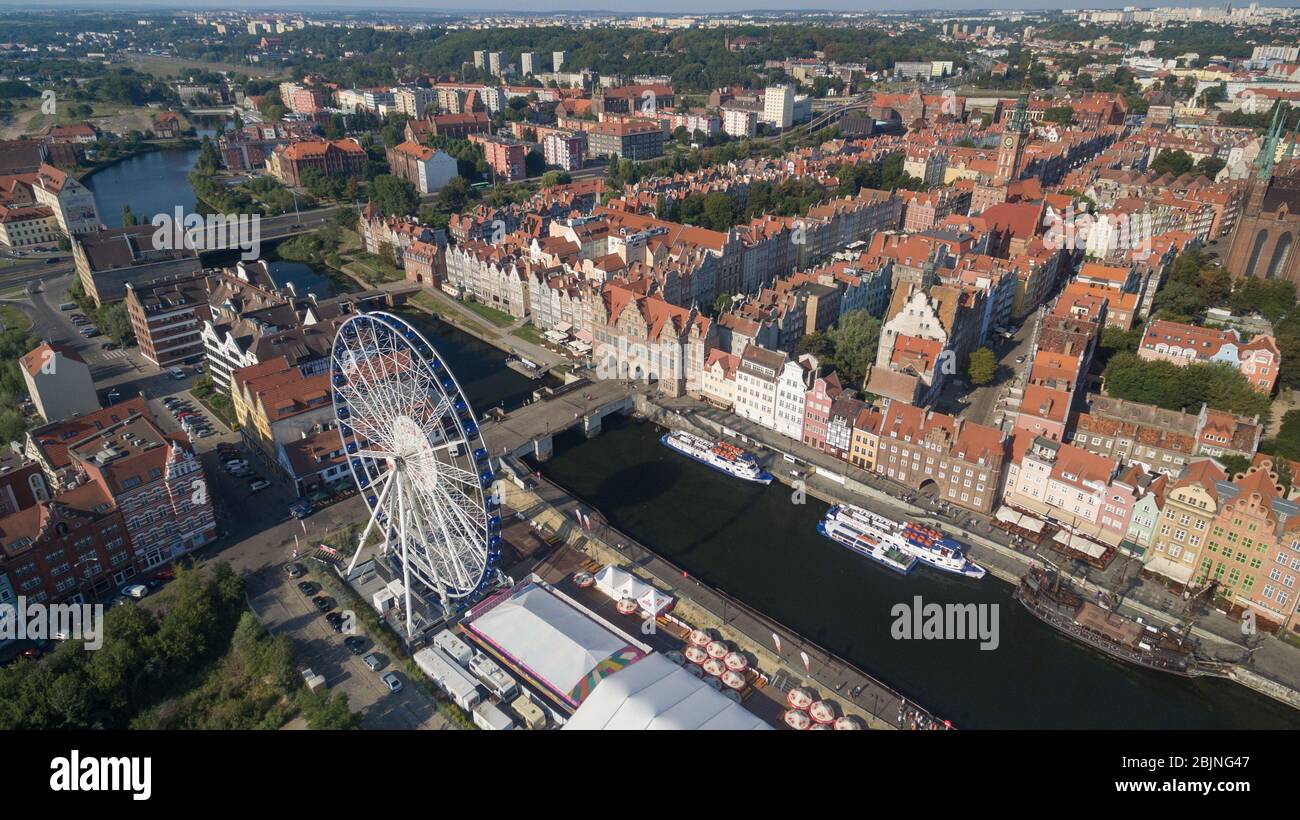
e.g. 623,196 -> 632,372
593,566 -> 674,616
465,583 -> 638,703
564,653 -> 771,730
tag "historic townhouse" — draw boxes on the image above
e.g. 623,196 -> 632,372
589,283 -> 714,398
1147,460 -> 1227,587
874,400 -> 1005,515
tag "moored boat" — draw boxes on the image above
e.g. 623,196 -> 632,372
819,503 -> 986,579
660,430 -> 773,484
1015,567 -> 1227,678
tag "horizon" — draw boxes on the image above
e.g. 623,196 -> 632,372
6,1 -> 1299,14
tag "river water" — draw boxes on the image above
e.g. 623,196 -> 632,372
531,415 -> 1300,729
84,147 -> 201,227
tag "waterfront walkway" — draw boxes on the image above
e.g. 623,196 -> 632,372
503,460 -> 952,730
650,396 -> 1300,710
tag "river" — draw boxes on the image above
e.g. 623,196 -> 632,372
530,414 -> 1300,729
84,146 -> 201,227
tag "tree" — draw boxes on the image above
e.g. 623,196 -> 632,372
539,170 -> 571,188
1042,106 -> 1074,126
95,303 -> 135,346
1150,149 -> 1194,176
524,148 -> 545,178
967,347 -> 997,385
121,204 -> 138,227
827,311 -> 881,386
1217,453 -> 1252,478
367,174 -> 418,218
438,176 -> 474,211
797,331 -> 835,362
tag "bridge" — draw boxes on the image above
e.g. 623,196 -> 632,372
481,377 -> 635,462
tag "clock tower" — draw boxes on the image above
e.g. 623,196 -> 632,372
994,57 -> 1033,186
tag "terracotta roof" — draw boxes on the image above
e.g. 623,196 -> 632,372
20,343 -> 85,377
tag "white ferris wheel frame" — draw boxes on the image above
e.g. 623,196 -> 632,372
329,311 -> 500,637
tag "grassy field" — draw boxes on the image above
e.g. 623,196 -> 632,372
510,323 -> 549,347
0,304 -> 33,333
462,298 -> 515,328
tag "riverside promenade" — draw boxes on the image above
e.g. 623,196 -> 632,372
498,457 -> 952,731
647,396 -> 1300,714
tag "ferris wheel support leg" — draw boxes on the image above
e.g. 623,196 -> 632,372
396,474 -> 415,639
348,470 -> 394,578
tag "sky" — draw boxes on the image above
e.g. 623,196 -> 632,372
0,1 -> 1229,13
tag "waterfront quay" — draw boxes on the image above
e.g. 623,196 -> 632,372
646,395 -> 1300,715
497,457 -> 949,730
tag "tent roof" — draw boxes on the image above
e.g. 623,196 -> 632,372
465,582 -> 643,705
563,654 -> 771,730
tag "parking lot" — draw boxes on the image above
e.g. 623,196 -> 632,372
245,563 -> 451,730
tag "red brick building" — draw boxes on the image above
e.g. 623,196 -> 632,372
266,138 -> 367,187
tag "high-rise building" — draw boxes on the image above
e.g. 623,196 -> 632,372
488,52 -> 502,77
553,51 -> 568,72
473,50 -> 486,71
761,84 -> 794,130
521,52 -> 538,76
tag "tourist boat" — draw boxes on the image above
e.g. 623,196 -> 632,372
819,504 -> 986,579
1015,567 -> 1229,679
816,505 -> 917,575
660,430 -> 773,484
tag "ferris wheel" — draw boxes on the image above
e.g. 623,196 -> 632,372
330,311 -> 501,636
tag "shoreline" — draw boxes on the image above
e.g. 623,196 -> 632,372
658,404 -> 1300,717
76,139 -> 200,182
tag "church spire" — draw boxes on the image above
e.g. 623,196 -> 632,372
1255,102 -> 1286,181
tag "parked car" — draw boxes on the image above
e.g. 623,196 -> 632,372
249,479 -> 271,493
100,341 -> 117,351
194,429 -> 214,438
296,580 -> 317,596
312,595 -> 334,612
284,562 -> 305,579
289,499 -> 313,519
344,636 -> 367,655
224,460 -> 248,472
362,653 -> 383,672
168,366 -> 186,380
78,326 -> 99,337
120,583 -> 148,599
59,302 -> 75,311
381,672 -> 403,694
325,612 -> 345,632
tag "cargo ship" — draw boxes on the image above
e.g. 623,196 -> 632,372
822,504 -> 987,578
1015,567 -> 1228,678
660,430 -> 773,484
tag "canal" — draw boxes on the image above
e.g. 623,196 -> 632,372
531,414 -> 1300,729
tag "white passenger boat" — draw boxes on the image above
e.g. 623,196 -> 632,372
660,430 -> 773,484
